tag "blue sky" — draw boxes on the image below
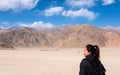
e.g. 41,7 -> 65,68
0,0 -> 120,29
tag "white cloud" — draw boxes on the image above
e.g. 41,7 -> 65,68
65,0 -> 95,8
44,6 -> 63,16
1,22 -> 10,25
0,22 -> 10,28
102,0 -> 115,5
0,0 -> 39,12
20,21 -> 54,28
62,8 -> 97,20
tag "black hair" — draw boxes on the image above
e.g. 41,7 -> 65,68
86,44 -> 100,60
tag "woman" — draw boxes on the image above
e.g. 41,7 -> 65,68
79,44 -> 106,75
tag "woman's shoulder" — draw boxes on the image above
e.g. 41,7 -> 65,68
80,58 -> 90,66
81,58 -> 87,62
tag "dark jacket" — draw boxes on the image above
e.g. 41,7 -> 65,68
79,55 -> 106,75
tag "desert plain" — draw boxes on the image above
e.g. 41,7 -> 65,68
0,47 -> 120,75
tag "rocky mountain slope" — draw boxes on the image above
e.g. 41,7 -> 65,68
0,24 -> 120,49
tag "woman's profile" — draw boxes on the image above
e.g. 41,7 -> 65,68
79,44 -> 106,75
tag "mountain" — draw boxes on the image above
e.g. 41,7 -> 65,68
103,26 -> 120,35
0,24 -> 120,49
48,24 -> 120,47
1,27 -> 49,47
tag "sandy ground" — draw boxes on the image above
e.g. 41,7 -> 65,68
0,47 -> 120,75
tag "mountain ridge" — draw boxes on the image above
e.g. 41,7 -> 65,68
0,24 -> 120,49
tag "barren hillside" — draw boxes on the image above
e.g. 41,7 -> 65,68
0,24 -> 120,49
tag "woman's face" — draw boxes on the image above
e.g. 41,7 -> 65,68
84,48 -> 91,57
